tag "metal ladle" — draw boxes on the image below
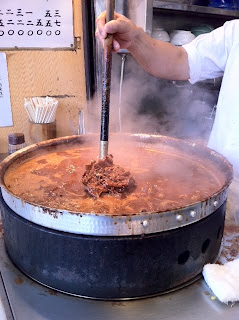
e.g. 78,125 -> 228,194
99,0 -> 115,159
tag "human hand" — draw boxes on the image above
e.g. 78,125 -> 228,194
95,11 -> 139,53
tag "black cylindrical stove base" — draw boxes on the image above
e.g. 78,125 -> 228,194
0,192 -> 225,300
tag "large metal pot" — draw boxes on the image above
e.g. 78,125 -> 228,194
0,134 -> 233,299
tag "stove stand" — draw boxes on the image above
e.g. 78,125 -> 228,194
0,213 -> 238,319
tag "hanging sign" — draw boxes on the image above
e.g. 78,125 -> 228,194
0,53 -> 13,127
0,0 -> 74,49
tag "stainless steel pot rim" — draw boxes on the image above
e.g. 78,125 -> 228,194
1,186 -> 229,236
0,134 -> 233,236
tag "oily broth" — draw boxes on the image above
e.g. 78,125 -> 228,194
4,146 -> 223,215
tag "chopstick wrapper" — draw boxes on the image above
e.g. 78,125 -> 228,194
24,97 -> 58,124
24,96 -> 57,143
203,258 -> 239,304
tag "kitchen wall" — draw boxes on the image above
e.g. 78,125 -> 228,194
0,0 -> 86,153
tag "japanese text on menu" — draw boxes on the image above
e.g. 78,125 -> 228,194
0,2 -> 74,48
0,8 -> 61,38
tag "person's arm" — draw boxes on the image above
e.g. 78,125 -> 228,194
96,11 -> 190,80
128,28 -> 189,80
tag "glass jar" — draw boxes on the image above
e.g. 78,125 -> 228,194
8,133 -> 26,154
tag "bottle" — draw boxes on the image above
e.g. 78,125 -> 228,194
8,133 -> 26,154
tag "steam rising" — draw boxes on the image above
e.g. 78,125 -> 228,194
87,52 -> 219,145
93,0 -> 221,153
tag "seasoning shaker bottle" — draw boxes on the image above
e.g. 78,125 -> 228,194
8,133 -> 26,154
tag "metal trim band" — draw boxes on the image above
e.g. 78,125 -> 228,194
1,186 -> 229,236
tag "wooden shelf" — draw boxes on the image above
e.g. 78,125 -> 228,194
153,0 -> 239,17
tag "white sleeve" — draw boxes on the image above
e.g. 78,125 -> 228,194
183,19 -> 239,84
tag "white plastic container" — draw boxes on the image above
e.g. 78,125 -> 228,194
170,30 -> 195,46
151,28 -> 170,42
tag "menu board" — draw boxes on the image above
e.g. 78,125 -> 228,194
0,53 -> 13,127
0,0 -> 74,49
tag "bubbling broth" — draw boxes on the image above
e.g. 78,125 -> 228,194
4,145 -> 223,215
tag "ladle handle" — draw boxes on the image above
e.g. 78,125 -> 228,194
100,0 -> 115,159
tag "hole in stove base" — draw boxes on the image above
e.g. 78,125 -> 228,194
178,250 -> 190,265
201,238 -> 210,253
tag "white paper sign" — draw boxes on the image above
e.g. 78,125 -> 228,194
0,0 -> 74,49
0,53 -> 13,127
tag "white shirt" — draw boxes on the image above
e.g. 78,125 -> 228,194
183,20 -> 239,178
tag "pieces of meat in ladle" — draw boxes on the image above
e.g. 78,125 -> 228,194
82,154 -> 135,198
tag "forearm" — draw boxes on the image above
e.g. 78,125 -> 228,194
128,27 -> 190,80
